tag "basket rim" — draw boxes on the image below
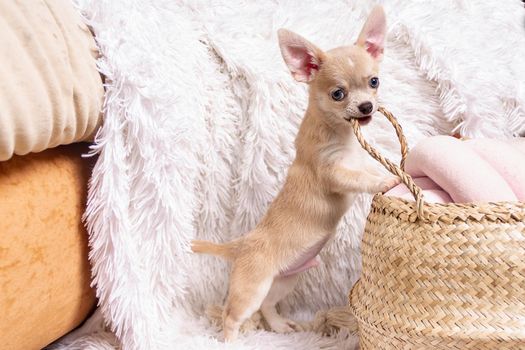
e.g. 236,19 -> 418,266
372,194 -> 525,224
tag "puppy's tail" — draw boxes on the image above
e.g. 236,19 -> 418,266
191,239 -> 238,260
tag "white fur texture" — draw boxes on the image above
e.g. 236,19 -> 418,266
55,1 -> 525,349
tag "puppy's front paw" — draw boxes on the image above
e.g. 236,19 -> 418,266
378,176 -> 400,193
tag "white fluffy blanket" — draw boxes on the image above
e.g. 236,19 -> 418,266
57,1 -> 525,349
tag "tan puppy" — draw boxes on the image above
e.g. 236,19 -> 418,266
192,6 -> 397,342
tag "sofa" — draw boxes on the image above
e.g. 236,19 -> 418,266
0,1 -> 104,349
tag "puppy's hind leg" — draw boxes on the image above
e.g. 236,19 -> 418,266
261,274 -> 303,333
222,263 -> 274,342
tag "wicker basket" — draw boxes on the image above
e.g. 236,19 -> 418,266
348,107 -> 525,349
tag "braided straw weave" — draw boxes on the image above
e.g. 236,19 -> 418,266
348,107 -> 525,349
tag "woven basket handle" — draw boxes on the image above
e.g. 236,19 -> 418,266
349,106 -> 426,219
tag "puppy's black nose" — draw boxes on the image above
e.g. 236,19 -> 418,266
358,101 -> 373,115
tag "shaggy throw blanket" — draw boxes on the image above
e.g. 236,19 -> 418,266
54,1 -> 525,349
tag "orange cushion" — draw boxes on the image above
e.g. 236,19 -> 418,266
0,144 -> 96,350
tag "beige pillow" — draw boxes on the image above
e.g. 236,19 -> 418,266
0,0 -> 104,161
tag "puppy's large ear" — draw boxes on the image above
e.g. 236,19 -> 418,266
278,29 -> 325,83
356,5 -> 386,60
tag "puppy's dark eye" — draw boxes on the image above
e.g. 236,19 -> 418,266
331,88 -> 346,101
369,77 -> 380,88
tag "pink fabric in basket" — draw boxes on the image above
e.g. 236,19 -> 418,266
386,177 -> 452,203
385,136 -> 525,203
465,139 -> 525,200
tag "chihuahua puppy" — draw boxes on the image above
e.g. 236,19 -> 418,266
192,6 -> 397,342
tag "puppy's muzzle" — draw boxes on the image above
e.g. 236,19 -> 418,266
358,101 -> 373,115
